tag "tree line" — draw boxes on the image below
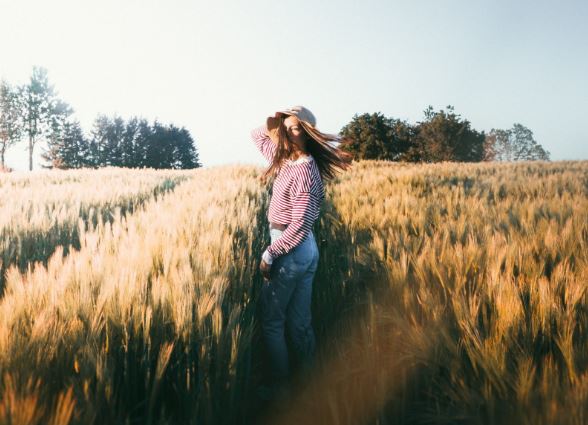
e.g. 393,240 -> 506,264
41,115 -> 201,170
0,67 -> 201,171
2,67 -> 550,172
339,105 -> 550,162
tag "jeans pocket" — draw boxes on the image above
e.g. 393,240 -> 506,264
292,243 -> 314,269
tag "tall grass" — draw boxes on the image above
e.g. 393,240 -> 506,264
0,167 -> 192,292
273,160 -> 588,425
0,165 -> 269,424
0,160 -> 587,424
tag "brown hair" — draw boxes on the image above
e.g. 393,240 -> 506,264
259,115 -> 355,185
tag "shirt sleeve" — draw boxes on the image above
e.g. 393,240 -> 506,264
251,124 -> 277,163
265,190 -> 320,259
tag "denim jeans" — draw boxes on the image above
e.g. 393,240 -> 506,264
261,225 -> 319,385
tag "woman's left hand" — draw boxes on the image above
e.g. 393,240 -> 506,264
260,259 -> 271,281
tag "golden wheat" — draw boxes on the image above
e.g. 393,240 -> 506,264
0,160 -> 586,425
0,167 -> 192,291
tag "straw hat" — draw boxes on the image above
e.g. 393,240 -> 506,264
266,105 -> 317,143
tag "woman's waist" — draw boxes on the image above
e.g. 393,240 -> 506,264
269,222 -> 315,237
269,222 -> 287,231
269,223 -> 315,247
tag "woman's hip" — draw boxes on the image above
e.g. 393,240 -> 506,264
269,225 -> 318,270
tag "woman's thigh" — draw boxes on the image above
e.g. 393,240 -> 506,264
262,254 -> 302,323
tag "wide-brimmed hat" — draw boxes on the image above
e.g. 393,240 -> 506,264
266,105 -> 317,143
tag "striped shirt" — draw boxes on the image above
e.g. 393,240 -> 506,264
251,125 -> 325,263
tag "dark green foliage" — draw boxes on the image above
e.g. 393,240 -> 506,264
339,105 -> 549,164
135,118 -> 201,169
46,115 -> 202,169
41,120 -> 88,169
339,112 -> 412,161
411,105 -> 486,162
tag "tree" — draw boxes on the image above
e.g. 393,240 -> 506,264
89,115 -> 112,167
134,118 -> 152,167
105,116 -> 125,167
145,121 -> 177,169
411,105 -> 485,162
485,123 -> 550,161
339,112 -> 412,161
41,99 -> 74,168
41,120 -> 89,169
482,131 -> 499,161
0,80 -> 22,169
120,117 -> 139,167
20,66 -> 56,171
166,124 -> 200,169
528,140 -> 550,161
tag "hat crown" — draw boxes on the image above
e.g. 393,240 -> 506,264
280,105 -> 316,127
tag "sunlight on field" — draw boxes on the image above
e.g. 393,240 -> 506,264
0,160 -> 586,425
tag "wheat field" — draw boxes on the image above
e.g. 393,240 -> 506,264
0,160 -> 586,425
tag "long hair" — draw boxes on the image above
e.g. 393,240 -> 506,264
259,115 -> 355,185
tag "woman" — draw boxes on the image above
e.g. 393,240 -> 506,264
250,105 -> 354,400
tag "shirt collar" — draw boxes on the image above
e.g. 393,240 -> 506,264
286,155 -> 313,165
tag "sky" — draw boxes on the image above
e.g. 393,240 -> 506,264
1,0 -> 587,171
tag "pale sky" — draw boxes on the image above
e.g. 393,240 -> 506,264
1,0 -> 587,171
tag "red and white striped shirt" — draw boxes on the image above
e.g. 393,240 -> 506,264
251,125 -> 325,263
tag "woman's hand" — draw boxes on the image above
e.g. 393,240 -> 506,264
260,259 -> 271,281
266,113 -> 284,144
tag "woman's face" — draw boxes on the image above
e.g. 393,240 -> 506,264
283,115 -> 306,148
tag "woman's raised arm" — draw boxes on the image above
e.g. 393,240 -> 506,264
251,119 -> 278,163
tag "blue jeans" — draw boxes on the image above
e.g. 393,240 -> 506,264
261,225 -> 319,384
